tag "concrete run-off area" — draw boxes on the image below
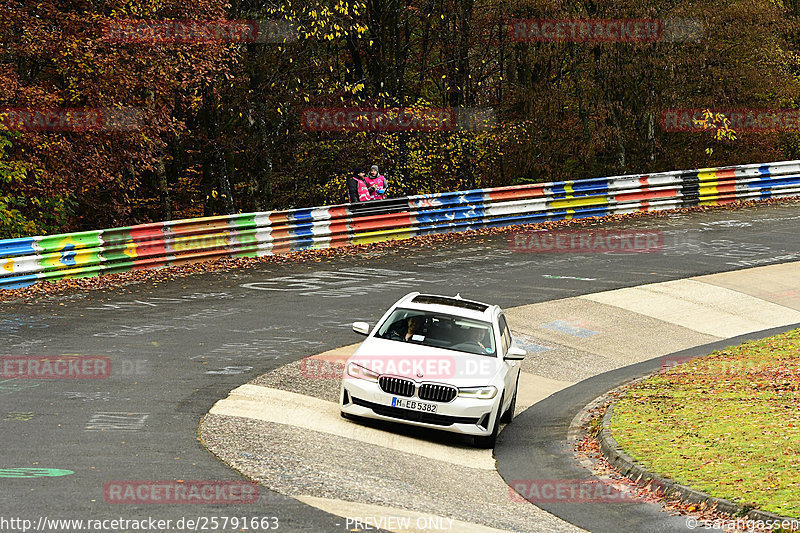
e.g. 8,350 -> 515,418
202,261 -> 800,533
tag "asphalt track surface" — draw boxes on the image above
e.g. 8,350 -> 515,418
1,203 -> 800,532
495,323 -> 800,533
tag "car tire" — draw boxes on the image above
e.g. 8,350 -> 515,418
501,376 -> 519,424
474,393 -> 503,449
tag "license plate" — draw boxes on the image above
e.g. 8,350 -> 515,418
392,397 -> 437,413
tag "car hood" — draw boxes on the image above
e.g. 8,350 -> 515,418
349,337 -> 502,386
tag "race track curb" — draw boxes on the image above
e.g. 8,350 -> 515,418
599,387 -> 798,526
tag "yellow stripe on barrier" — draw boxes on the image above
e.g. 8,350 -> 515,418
550,196 -> 608,209
352,227 -> 414,245
697,170 -> 718,182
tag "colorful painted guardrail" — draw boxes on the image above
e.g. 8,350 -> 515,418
2,159 -> 800,290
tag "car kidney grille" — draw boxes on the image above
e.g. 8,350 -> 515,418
379,376 -> 415,397
418,383 -> 457,403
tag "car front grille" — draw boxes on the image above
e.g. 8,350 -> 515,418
379,376 -> 415,397
351,397 -> 480,426
418,383 -> 458,403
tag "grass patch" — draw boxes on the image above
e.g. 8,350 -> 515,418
610,329 -> 800,518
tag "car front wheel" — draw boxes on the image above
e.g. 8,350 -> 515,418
501,376 -> 519,424
474,393 -> 503,449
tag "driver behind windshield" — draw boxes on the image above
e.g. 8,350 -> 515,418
404,315 -> 423,341
466,326 -> 489,350
384,314 -> 425,341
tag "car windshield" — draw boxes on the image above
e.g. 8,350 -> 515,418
375,308 -> 496,356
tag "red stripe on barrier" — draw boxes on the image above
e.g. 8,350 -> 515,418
716,169 -> 736,179
327,206 -> 350,219
269,213 -> 291,225
170,220 -> 230,236
269,228 -> 292,242
130,226 -> 168,269
131,229 -> 165,242
488,186 -> 546,202
270,242 -> 293,254
350,213 -> 413,232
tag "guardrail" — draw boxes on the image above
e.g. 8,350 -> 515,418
2,159 -> 800,290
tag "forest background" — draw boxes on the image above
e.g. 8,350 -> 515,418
1,0 -> 798,237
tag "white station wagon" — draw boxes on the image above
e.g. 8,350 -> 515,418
339,292 -> 525,447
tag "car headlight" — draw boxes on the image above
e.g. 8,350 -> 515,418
346,362 -> 379,382
457,385 -> 497,399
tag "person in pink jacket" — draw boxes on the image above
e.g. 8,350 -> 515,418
346,167 -> 371,202
364,165 -> 387,200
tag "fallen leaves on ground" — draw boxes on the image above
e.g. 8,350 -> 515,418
1,196 -> 797,304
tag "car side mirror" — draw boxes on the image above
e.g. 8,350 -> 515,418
352,322 -> 371,336
504,346 -> 526,361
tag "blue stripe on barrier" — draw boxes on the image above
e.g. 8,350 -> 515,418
413,220 -> 484,236
0,238 -> 36,259
546,206 -> 607,219
290,236 -> 315,251
414,193 -> 468,208
549,178 -> 609,198
572,206 -> 608,218
415,206 -> 486,225
482,212 -> 550,228
745,176 -> 800,189
573,178 -> 609,193
289,209 -> 316,222
459,192 -> 487,205
291,222 -> 316,238
0,273 -> 39,289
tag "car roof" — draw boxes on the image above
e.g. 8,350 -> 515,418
393,292 -> 499,322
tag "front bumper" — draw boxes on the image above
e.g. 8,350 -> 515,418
340,378 -> 499,437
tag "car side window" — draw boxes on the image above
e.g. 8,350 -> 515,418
498,315 -> 511,355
